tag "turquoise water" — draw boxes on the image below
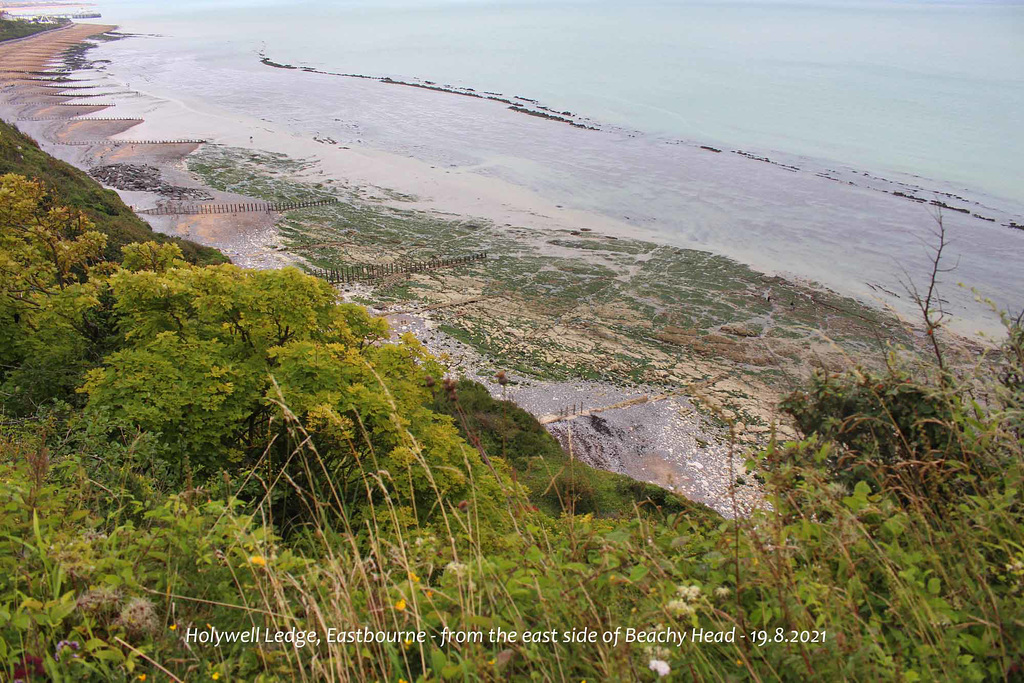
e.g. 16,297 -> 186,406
98,0 -> 1024,203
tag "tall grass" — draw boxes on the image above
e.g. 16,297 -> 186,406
4,315 -> 1008,681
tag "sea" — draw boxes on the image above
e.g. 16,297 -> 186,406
70,0 -> 1024,331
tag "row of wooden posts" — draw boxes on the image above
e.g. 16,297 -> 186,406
18,116 -> 142,122
0,70 -> 70,76
136,198 -> 338,216
41,90 -> 109,96
58,139 -> 207,146
557,402 -> 586,417
43,93 -> 117,99
312,253 -> 487,284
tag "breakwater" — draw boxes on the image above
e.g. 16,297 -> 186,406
57,139 -> 207,146
18,116 -> 142,121
137,198 -> 339,215
310,252 -> 487,284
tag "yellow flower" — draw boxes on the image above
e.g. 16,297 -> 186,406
399,679 -> 409,683
138,676 -> 147,682
404,638 -> 412,650
409,571 -> 421,583
394,598 -> 407,611
211,674 -> 221,681
249,555 -> 267,567
168,624 -> 176,631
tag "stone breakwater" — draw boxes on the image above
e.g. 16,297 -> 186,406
88,163 -> 213,200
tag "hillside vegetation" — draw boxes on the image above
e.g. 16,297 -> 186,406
0,16 -> 67,43
1,163 -> 1022,681
0,120 -> 226,264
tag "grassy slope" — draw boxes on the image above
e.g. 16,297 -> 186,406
0,120 -> 226,265
0,17 -> 66,43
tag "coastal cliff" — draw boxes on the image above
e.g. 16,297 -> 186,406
1,23 -> 1022,683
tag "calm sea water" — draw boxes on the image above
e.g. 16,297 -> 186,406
96,0 -> 1024,203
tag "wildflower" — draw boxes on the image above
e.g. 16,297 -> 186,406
676,584 -> 701,602
399,679 -> 409,683
76,586 -> 121,617
116,597 -> 159,638
13,655 -> 45,679
56,640 -> 81,659
714,586 -> 732,599
211,673 -> 221,681
404,639 -> 412,650
169,624 -> 177,631
394,598 -> 407,611
665,599 -> 695,618
445,561 -> 468,578
248,555 -> 267,567
409,571 -> 421,583
648,659 -> 671,677
138,676 -> 147,681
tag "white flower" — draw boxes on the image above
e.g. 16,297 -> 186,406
648,659 -> 671,677
714,586 -> 732,599
445,561 -> 468,577
676,584 -> 701,602
666,599 -> 695,618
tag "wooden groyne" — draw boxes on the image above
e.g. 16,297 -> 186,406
57,137 -> 207,145
0,70 -> 70,76
311,252 -> 487,284
18,116 -> 142,122
539,392 -> 683,425
42,92 -> 118,98
24,77 -> 91,83
136,198 -> 338,216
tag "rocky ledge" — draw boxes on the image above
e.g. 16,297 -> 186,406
89,163 -> 213,200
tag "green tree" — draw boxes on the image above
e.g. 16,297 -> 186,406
0,174 -> 112,411
82,258 -> 507,532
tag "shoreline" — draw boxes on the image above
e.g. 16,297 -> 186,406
44,26 -> 1019,342
0,24 -> 997,516
76,30 -> 1020,338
